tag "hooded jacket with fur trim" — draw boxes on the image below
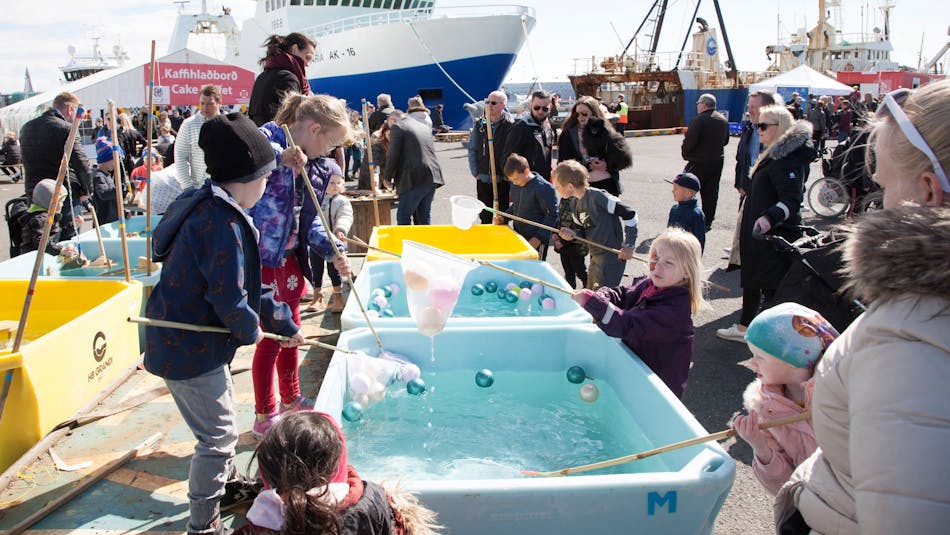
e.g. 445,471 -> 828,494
775,205 -> 950,534
739,120 -> 816,290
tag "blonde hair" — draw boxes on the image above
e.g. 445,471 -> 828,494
275,93 -> 354,145
552,160 -> 589,188
117,112 -> 135,130
867,79 -> 950,191
757,104 -> 794,142
650,228 -> 707,314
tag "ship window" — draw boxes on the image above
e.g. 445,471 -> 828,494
328,0 -> 337,4
316,0 -> 325,5
394,0 -> 402,8
304,0 -> 314,5
341,0 -> 349,5
290,0 -> 300,5
383,0 -> 392,7
373,0 -> 382,7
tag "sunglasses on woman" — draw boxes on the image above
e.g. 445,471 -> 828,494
881,88 -> 949,192
756,123 -> 777,131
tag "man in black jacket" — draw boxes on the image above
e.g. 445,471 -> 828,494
503,90 -> 554,180
19,91 -> 92,239
681,93 -> 729,230
467,90 -> 514,223
382,115 -> 444,225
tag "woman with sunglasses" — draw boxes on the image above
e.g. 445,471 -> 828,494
774,80 -> 950,535
717,105 -> 817,343
557,95 -> 631,196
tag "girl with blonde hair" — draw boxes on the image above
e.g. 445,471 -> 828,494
572,227 -> 706,398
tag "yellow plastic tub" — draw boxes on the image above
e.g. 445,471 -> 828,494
366,225 -> 539,262
0,280 -> 143,472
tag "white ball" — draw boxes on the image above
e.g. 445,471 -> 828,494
349,372 -> 372,395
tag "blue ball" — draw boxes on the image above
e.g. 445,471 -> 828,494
381,309 -> 395,318
519,280 -> 533,289
537,294 -> 552,306
381,286 -> 393,298
471,283 -> 485,296
475,369 -> 494,388
485,281 -> 498,293
566,366 -> 587,384
371,288 -> 386,298
407,377 -> 426,395
497,288 -> 509,299
342,401 -> 364,422
505,290 -> 519,303
367,302 -> 381,312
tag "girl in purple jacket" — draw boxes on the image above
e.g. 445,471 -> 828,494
573,228 -> 705,397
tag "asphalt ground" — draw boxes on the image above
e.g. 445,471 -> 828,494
0,134 -> 831,534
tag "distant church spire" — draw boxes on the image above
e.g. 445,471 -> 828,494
23,68 -> 34,94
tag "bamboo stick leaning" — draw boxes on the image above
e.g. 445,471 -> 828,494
521,412 -> 811,477
280,124 -> 385,352
86,202 -> 112,269
107,101 -> 132,282
360,98 -> 381,228
484,102 -> 499,213
145,40 -> 156,276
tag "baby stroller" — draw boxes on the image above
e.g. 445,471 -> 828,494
806,130 -> 883,219
5,194 -> 29,258
756,225 -> 865,332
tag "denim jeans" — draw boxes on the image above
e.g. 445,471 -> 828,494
165,365 -> 238,533
396,182 -> 437,225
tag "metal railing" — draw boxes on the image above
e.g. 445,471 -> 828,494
300,4 -> 534,39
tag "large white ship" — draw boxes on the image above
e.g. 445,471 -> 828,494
170,1 -> 536,128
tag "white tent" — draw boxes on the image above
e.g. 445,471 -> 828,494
750,65 -> 854,97
0,49 -> 254,136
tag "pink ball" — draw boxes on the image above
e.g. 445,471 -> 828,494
530,283 -> 543,295
505,282 -> 518,291
519,288 -> 532,301
373,295 -> 389,309
388,283 -> 401,295
427,281 -> 460,310
541,297 -> 556,310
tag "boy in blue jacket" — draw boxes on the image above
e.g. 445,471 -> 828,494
144,113 -> 304,535
494,153 -> 558,259
666,172 -> 706,252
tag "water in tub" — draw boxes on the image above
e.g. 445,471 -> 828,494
343,369 -> 667,480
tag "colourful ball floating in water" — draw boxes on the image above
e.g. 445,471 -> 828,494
371,288 -> 386,298
530,283 -> 543,296
381,309 -> 395,318
373,295 -> 388,309
471,283 -> 485,296
519,281 -> 533,289
407,377 -> 426,396
537,294 -> 551,306
381,286 -> 393,298
497,288 -> 509,299
388,283 -> 401,295
505,282 -> 518,291
541,297 -> 556,310
579,383 -> 600,403
518,288 -> 532,301
367,302 -> 381,312
566,366 -> 586,384
342,401 -> 364,422
485,281 -> 498,293
475,369 -> 494,388
505,290 -> 519,303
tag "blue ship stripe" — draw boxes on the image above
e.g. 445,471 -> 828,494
309,53 -> 517,130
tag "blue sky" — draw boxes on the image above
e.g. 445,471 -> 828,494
1,0 -> 946,94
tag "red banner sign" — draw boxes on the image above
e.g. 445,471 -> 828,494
144,62 -> 254,106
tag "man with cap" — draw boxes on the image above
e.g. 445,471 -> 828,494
90,136 -> 126,225
144,112 -> 305,535
681,93 -> 730,231
19,91 -> 93,239
666,172 -> 706,252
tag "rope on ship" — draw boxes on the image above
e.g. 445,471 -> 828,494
520,15 -> 542,90
404,20 -> 477,103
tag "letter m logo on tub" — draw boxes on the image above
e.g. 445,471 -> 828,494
647,490 -> 677,515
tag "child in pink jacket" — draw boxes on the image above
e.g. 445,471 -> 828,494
733,302 -> 840,495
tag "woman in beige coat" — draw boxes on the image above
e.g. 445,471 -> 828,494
774,80 -> 950,534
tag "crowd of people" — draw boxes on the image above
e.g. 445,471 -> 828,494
5,24 -> 948,533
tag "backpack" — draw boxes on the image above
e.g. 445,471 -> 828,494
5,195 -> 30,257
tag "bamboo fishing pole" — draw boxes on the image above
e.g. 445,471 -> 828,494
341,235 -> 573,296
2,107 -> 86,424
145,40 -> 156,276
280,124 -> 384,352
522,412 -> 811,477
484,102 -> 499,215
361,99 -> 381,228
127,317 -> 355,354
86,202 -> 112,269
107,101 -> 132,282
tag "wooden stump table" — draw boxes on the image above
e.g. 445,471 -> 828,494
345,190 -> 397,254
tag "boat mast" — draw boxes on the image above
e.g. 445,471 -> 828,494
711,0 -> 739,81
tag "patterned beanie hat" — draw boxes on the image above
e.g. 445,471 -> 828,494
745,302 -> 841,368
95,136 -> 124,165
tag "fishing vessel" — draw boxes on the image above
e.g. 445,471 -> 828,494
169,1 -> 536,129
60,37 -> 130,83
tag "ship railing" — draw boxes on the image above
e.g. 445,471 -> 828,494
572,51 -> 716,75
301,5 -> 535,39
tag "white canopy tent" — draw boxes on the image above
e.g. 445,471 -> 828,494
750,65 -> 854,97
0,49 -> 252,137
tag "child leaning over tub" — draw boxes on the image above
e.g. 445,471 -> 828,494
493,153 -> 558,260
733,302 -> 839,496
236,411 -> 442,535
572,228 -> 704,398
310,174 -> 353,313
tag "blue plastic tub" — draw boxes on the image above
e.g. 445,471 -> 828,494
73,215 -> 162,262
316,324 -> 735,534
341,260 -> 591,330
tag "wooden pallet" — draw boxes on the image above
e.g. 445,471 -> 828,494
434,131 -> 470,143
